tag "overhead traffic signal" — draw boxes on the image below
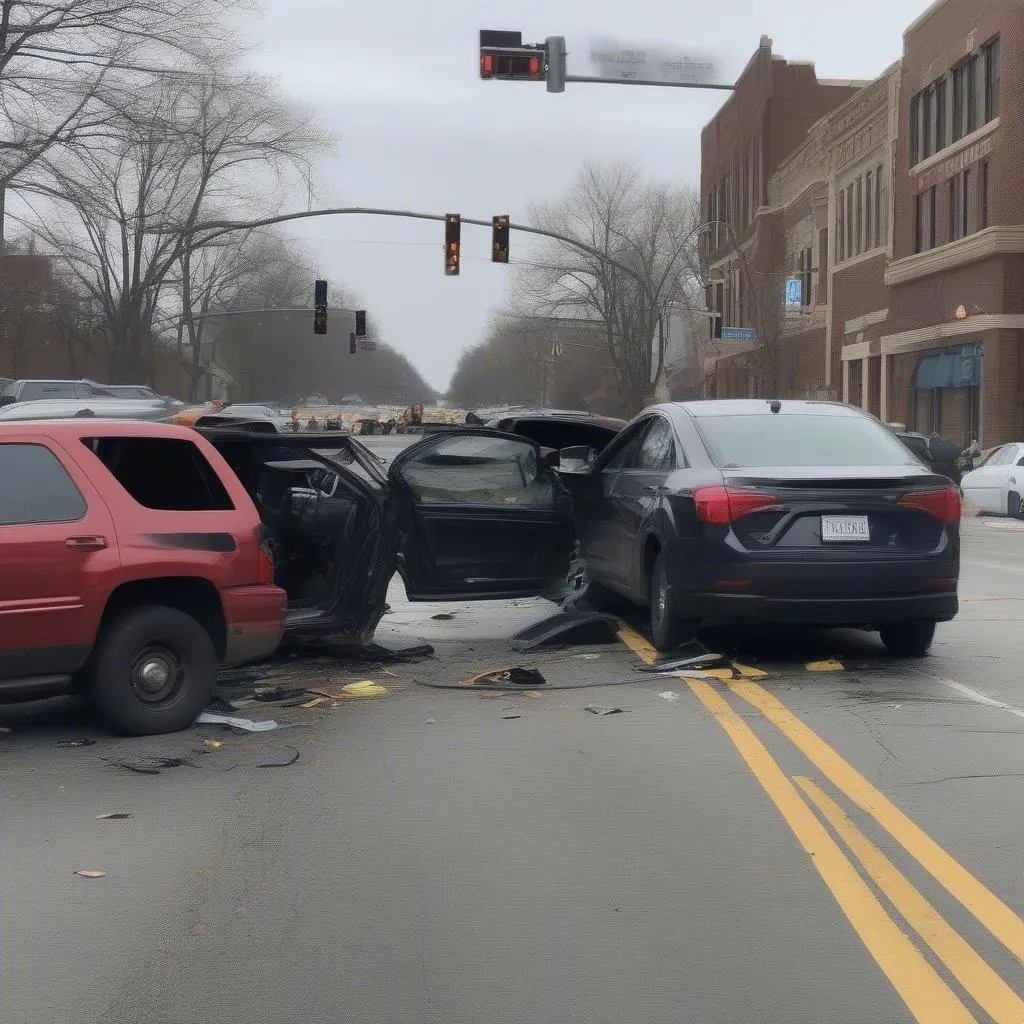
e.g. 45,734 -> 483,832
492,215 -> 510,263
355,309 -> 367,337
444,214 -> 461,276
349,332 -> 357,354
480,48 -> 545,81
313,278 -> 327,335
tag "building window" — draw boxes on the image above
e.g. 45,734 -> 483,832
706,186 -> 718,249
799,246 -> 812,307
845,184 -> 854,258
980,160 -> 989,228
934,78 -> 947,152
855,176 -> 864,255
865,170 -> 873,250
952,55 -> 980,141
915,186 -> 936,252
720,173 -> 731,231
984,36 -> 1000,121
910,93 -> 921,165
817,228 -> 828,304
836,192 -> 845,262
752,132 -> 761,211
949,170 -> 969,241
875,163 -> 886,244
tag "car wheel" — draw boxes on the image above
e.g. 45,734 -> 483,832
650,550 -> 697,653
1009,491 -> 1023,519
879,620 -> 936,658
89,606 -> 217,735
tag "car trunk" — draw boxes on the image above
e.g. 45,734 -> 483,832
719,466 -> 957,558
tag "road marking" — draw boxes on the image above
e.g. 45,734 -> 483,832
686,678 -> 977,1023
797,777 -> 1024,1023
729,678 -> 1024,965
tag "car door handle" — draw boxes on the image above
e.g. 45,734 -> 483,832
66,535 -> 107,551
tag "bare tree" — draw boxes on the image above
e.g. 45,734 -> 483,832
0,0 -> 250,245
20,68 -> 330,382
176,228 -> 312,400
515,162 -> 702,415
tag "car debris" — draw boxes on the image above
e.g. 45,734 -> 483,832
458,667 -> 547,689
658,691 -> 681,702
96,813 -> 133,820
56,738 -> 97,748
253,746 -> 300,767
584,706 -> 623,715
509,611 -> 620,652
635,652 -> 728,673
195,712 -> 286,733
104,755 -> 190,774
74,869 -> 107,878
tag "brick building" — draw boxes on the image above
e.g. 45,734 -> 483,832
697,1 -> 1021,447
881,0 -> 1021,446
699,36 -> 866,398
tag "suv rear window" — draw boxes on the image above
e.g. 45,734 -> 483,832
85,437 -> 234,511
0,443 -> 86,525
694,413 -> 922,469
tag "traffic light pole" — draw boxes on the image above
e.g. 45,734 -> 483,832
185,207 -> 661,310
562,75 -> 734,90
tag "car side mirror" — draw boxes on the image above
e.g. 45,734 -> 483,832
557,445 -> 597,474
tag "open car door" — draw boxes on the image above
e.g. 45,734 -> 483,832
388,429 -> 575,600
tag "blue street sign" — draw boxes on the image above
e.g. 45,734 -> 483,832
721,326 -> 755,342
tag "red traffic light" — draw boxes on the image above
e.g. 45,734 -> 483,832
479,47 -> 546,82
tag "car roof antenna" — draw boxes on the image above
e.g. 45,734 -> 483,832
768,399 -> 782,414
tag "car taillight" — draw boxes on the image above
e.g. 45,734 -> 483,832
897,486 -> 961,524
694,486 -> 780,525
257,536 -> 275,583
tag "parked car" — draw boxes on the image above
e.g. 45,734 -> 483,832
0,420 -> 287,734
960,441 -> 1024,517
0,398 -> 175,422
101,384 -> 187,413
0,378 -> 119,407
560,400 -> 961,656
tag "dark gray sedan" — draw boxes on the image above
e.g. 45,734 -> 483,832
562,399 -> 961,656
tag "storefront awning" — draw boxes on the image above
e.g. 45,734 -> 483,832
913,342 -> 982,390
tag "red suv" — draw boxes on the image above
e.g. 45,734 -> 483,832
0,420 -> 287,734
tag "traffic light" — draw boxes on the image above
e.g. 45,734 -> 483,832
492,215 -> 510,263
480,48 -> 546,80
313,278 -> 327,335
355,309 -> 367,337
444,214 -> 461,276
349,332 -> 356,354
479,30 -> 546,82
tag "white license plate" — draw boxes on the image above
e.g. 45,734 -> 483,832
821,515 -> 870,542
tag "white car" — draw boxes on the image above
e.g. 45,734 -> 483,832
960,442 -> 1024,517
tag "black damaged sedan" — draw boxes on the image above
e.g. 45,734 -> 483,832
561,399 -> 960,655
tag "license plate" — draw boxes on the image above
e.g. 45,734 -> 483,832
821,515 -> 870,542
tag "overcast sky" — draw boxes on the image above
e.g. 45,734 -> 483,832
245,0 -> 930,393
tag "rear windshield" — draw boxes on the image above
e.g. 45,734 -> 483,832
694,413 -> 923,469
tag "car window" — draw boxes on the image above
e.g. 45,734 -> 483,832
398,434 -> 553,506
694,412 -> 921,468
630,417 -> 676,471
0,443 -> 87,525
84,437 -> 235,511
21,382 -> 78,401
77,384 -> 115,398
602,421 -> 652,471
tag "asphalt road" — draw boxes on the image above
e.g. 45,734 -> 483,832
4,518 -> 1024,1023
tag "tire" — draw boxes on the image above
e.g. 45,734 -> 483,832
879,620 -> 936,658
1009,492 -> 1023,519
649,550 -> 698,654
89,606 -> 218,735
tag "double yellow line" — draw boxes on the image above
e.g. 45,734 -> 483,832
618,625 -> 1024,1024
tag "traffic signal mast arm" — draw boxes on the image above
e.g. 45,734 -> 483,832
185,207 -> 659,310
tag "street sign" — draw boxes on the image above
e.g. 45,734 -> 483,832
587,38 -> 719,84
721,327 -> 755,342
785,278 -> 803,308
